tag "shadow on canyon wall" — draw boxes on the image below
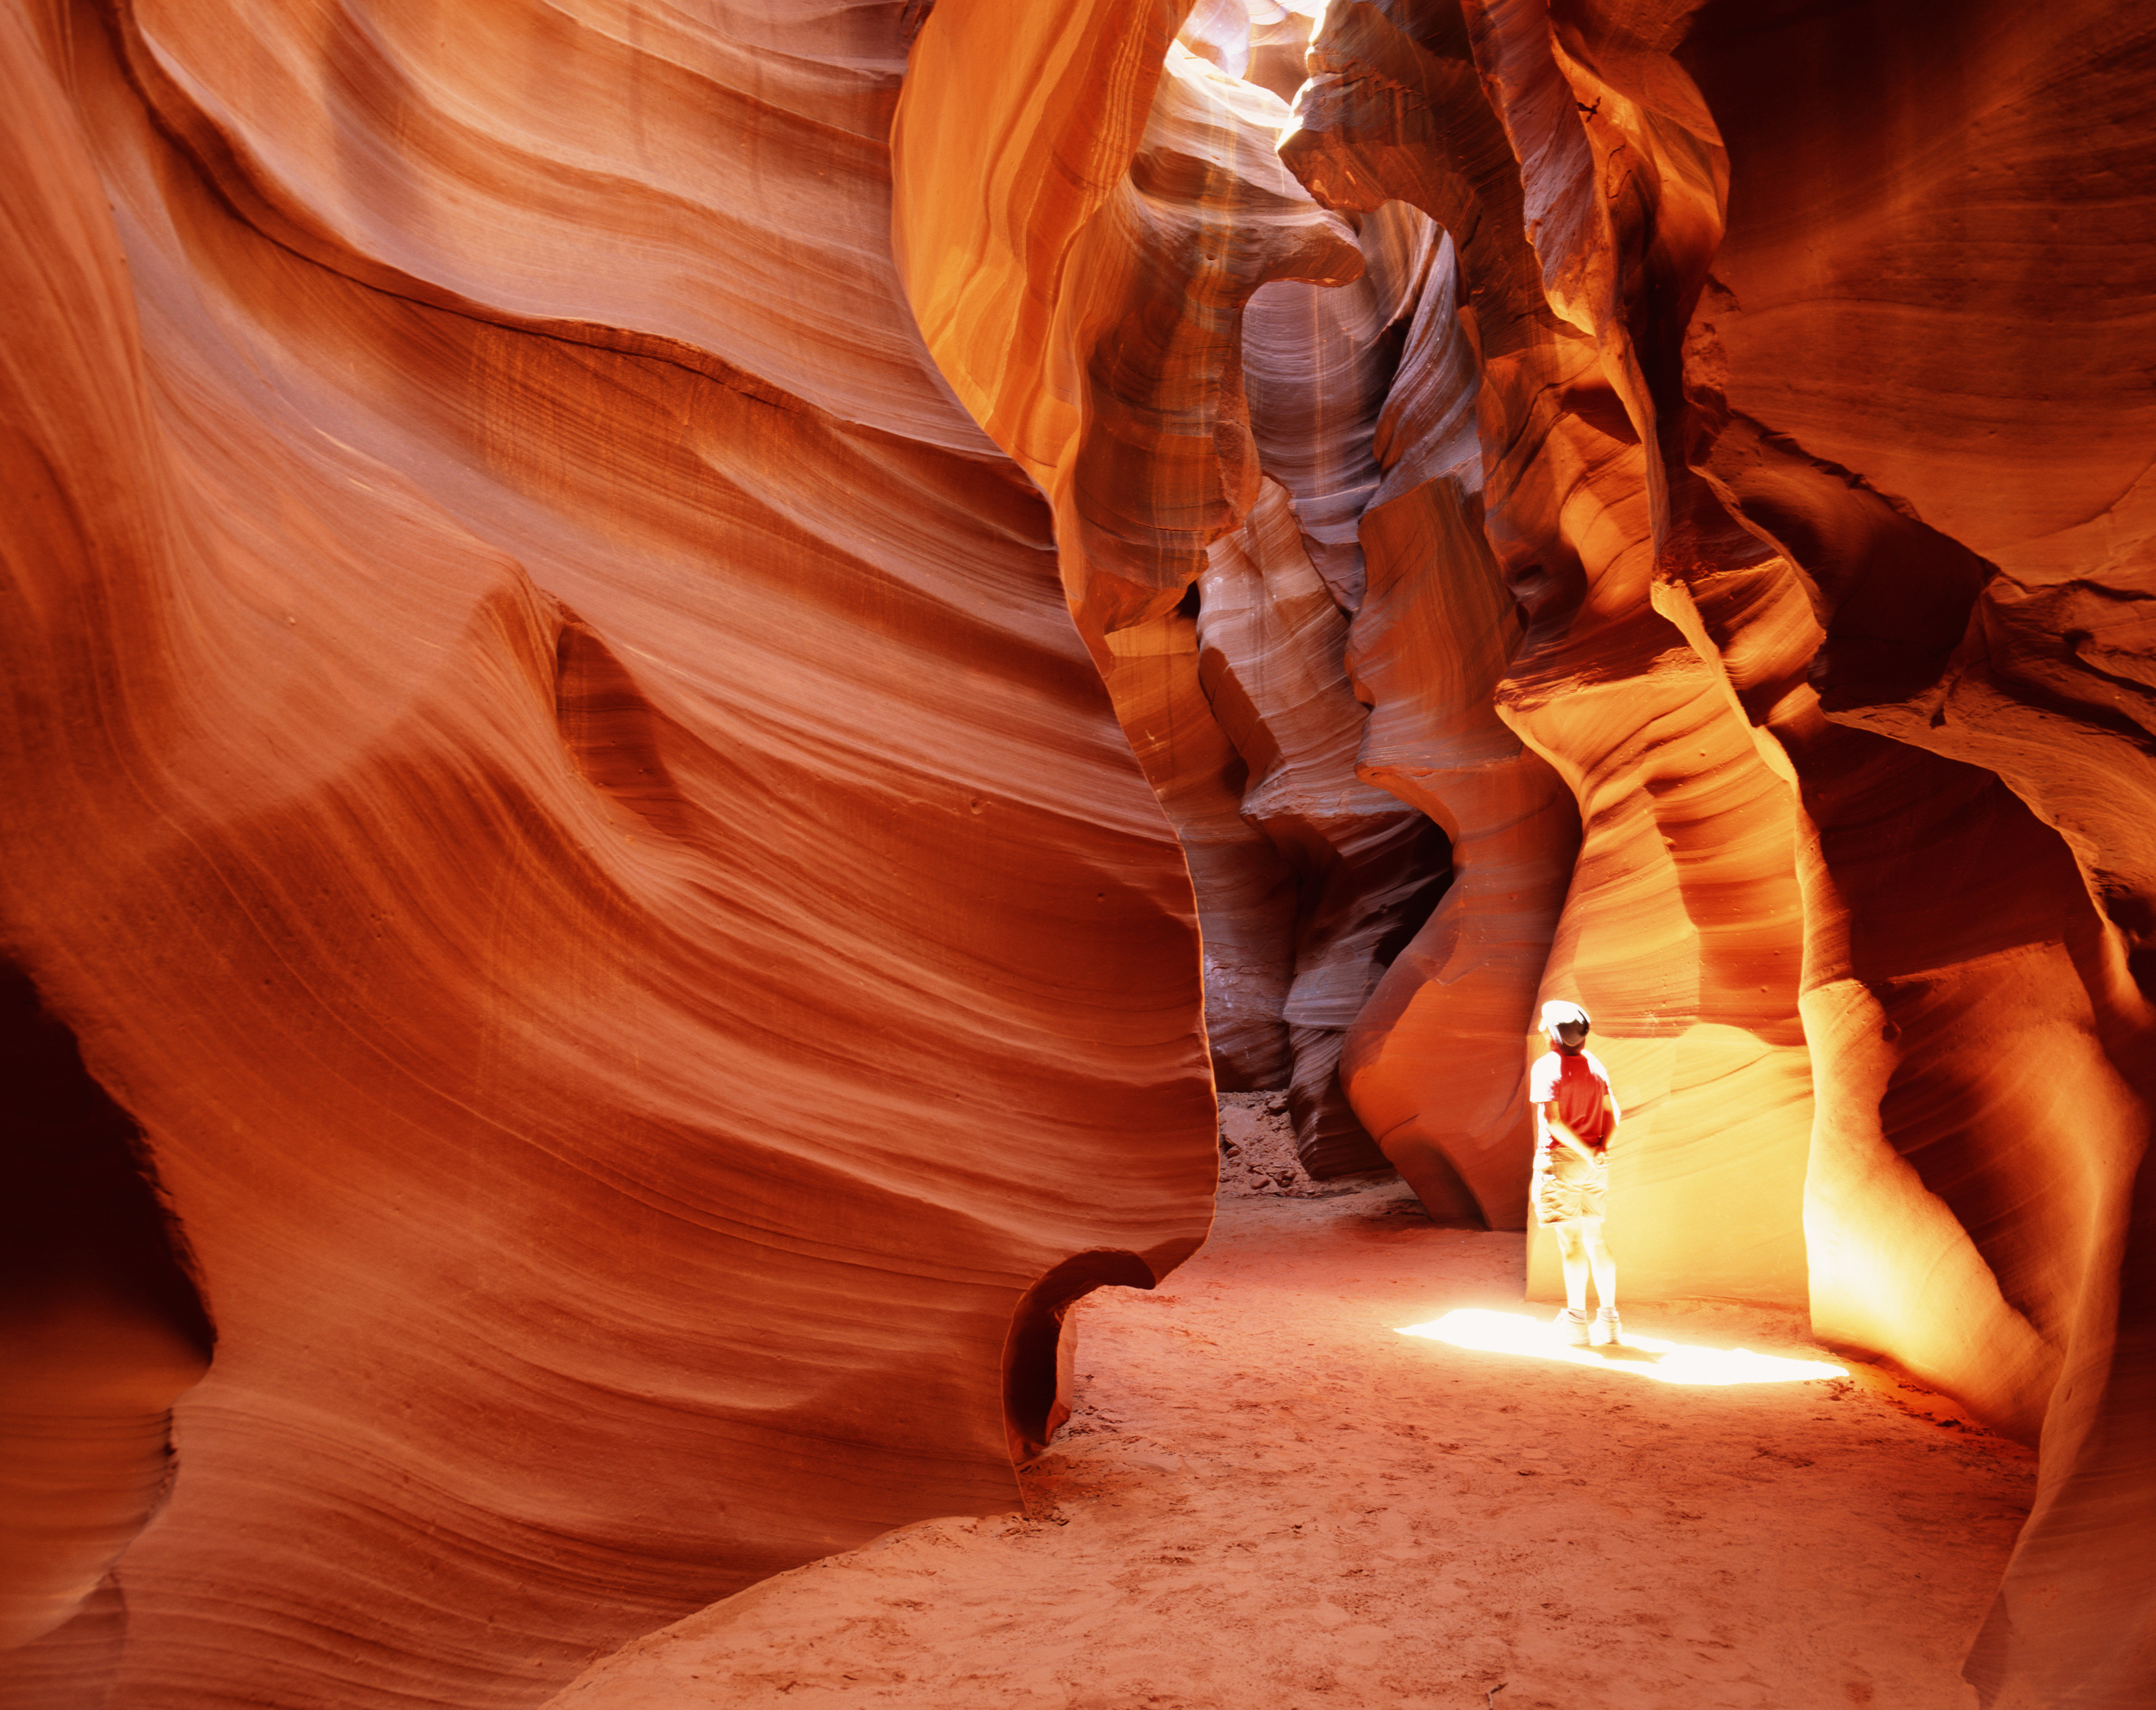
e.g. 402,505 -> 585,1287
2,1 -> 2151,1707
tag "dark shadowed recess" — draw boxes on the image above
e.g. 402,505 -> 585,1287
0,956 -> 215,1699
0,957 -> 213,1356
1003,1250 -> 1159,1462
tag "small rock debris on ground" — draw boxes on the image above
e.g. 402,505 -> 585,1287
1216,1089 -> 1392,1200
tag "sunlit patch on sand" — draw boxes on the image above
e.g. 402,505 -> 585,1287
1396,1310 -> 1849,1386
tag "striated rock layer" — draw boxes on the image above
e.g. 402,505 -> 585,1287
899,2 -> 2156,1703
0,2 -> 1214,1706
897,0 -> 1453,1175
9,0 -> 2156,1705
1196,481 -> 1453,1174
1667,8 -> 2156,1701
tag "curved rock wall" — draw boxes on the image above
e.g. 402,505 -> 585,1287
897,0 -> 1456,1176
0,2 -> 1214,1704
1196,481 -> 1454,1174
897,2 -> 2156,1701
1668,8 -> 2156,1701
9,0 -> 2154,1704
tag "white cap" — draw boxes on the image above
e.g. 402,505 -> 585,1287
1539,1000 -> 1591,1033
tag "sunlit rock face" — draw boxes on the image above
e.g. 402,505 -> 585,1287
898,1 -> 2156,1703
897,1 -> 1456,1176
9,0 -> 2155,1706
0,2 -> 1214,1705
1668,9 -> 2156,1701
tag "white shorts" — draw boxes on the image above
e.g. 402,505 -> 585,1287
1532,1150 -> 1607,1226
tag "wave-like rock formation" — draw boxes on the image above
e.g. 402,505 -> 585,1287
8,0 -> 2155,1705
1197,481 -> 1453,1174
0,2 -> 1214,1705
897,2 -> 2156,1703
898,2 -> 1457,1176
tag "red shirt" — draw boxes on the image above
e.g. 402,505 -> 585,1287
1530,1048 -> 1612,1151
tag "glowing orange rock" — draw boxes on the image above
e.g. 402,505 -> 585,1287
898,0 -> 1440,1173
897,1 -> 1363,643
1,4 -> 1213,1705
1343,470 -> 1580,1225
1285,0 -> 1813,1300
1105,614 -> 1300,1091
1577,3 -> 2156,1698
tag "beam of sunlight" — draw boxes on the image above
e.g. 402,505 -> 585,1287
1395,1309 -> 1849,1387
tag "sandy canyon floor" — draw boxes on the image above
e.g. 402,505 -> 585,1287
550,1098 -> 2035,1710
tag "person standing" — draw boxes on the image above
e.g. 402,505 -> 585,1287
1529,1000 -> 1622,1346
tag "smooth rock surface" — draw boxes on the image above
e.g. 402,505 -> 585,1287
1,4 -> 1214,1705
902,6 -> 2156,1700
10,0 -> 2156,1705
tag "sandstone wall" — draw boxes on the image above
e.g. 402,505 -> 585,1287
897,0 -> 1456,1178
897,3 -> 2156,1702
0,3 -> 1214,1705
7,0 -> 2154,1705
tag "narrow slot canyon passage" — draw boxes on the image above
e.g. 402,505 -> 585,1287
8,0 -> 2151,1702
548,1117 -> 2033,1710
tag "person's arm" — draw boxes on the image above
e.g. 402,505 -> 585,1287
1535,1101 -> 1602,1166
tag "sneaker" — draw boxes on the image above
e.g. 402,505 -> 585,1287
1594,1308 -> 1622,1347
1556,1307 -> 1592,1347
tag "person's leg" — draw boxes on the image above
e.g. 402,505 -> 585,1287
1581,1216 -> 1616,1309
1554,1220 -> 1590,1312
